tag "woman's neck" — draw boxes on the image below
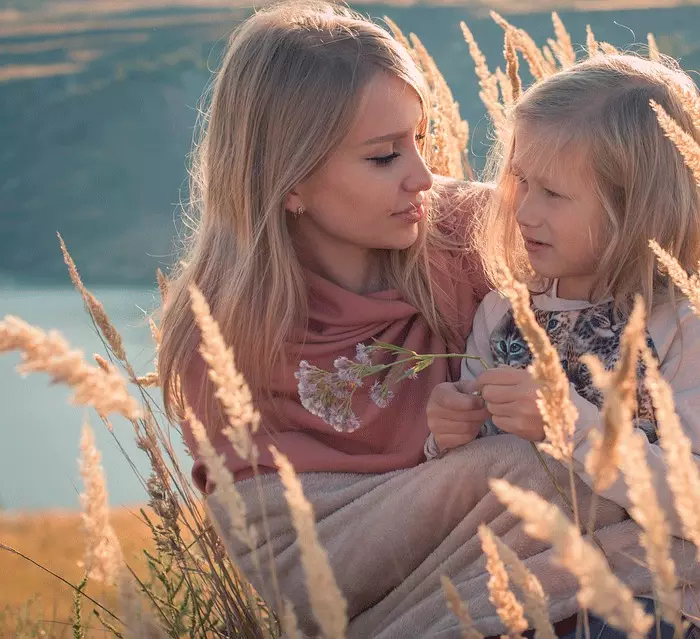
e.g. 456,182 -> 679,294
297,242 -> 385,294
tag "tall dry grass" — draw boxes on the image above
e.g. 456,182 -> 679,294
2,9 -> 700,639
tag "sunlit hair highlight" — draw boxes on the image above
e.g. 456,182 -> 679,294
478,53 -> 700,312
159,1 -> 466,425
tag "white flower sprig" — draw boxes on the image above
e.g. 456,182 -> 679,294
295,341 -> 487,432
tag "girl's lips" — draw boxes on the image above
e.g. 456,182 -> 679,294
392,204 -> 424,223
524,238 -> 550,252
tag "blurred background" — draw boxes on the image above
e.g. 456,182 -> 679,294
1,0 -> 699,511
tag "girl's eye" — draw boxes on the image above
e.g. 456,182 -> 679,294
370,152 -> 400,166
515,175 -> 527,185
544,187 -> 560,198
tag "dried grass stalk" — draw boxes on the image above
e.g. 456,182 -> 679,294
490,479 -> 653,639
135,372 -> 160,388
599,42 -> 619,55
441,575 -> 485,639
461,21 -> 507,142
479,525 -> 528,638
0,315 -> 142,420
79,421 -> 123,585
647,33 -> 660,61
504,29 -> 522,102
618,429 -> 681,631
649,240 -> 700,317
270,446 -> 348,639
641,343 -> 700,561
383,15 -> 412,54
410,33 -> 470,178
495,67 -> 513,106
541,45 -> 557,72
581,296 -> 646,491
282,598 -> 301,639
119,570 -> 170,639
489,536 -> 557,639
58,233 -> 126,362
494,261 -> 577,462
551,12 -> 575,68
156,268 -> 168,304
189,284 -> 259,460
586,25 -> 600,57
490,12 -> 550,81
184,405 -> 257,553
678,88 -> 700,133
650,100 -> 700,185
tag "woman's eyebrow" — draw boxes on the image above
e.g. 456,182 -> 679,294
361,129 -> 412,145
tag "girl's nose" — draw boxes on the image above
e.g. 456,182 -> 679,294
514,193 -> 542,228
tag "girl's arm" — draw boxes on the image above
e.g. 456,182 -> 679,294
424,295 -> 498,460
569,301 -> 700,538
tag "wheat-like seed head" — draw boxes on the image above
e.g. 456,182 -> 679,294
0,315 -> 141,420
184,405 -> 257,554
504,29 -> 522,102
479,525 -> 528,638
270,446 -> 348,639
647,33 -> 660,61
649,240 -> 700,317
650,100 -> 700,185
582,296 -> 646,491
550,12 -> 575,68
188,284 -> 259,460
58,233 -> 127,362
618,429 -> 682,632
490,11 -> 549,82
156,268 -> 168,305
441,575 -> 485,639
79,421 -> 123,585
494,260 -> 577,462
641,344 -> 700,561
490,479 -> 654,639
489,535 -> 557,639
586,25 -> 600,57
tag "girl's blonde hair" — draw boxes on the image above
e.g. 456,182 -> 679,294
159,0 -> 465,422
478,54 -> 700,311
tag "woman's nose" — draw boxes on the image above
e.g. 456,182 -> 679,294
404,152 -> 434,194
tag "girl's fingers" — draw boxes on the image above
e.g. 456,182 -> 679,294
436,432 -> 481,450
485,401 -> 520,418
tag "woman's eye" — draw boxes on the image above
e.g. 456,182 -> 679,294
515,175 -> 527,186
415,133 -> 426,142
370,152 -> 400,166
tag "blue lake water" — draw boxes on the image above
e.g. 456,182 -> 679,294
0,286 -> 191,510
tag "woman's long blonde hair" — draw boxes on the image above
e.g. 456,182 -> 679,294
478,53 -> 700,311
159,0 -> 464,421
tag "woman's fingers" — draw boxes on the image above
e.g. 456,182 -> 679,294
432,383 -> 485,412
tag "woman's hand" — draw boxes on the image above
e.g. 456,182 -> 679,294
476,367 -> 546,442
426,380 -> 491,452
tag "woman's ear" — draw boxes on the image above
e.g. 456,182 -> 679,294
284,188 -> 303,213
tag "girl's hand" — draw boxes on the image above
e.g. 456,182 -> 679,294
476,367 -> 546,442
426,380 -> 491,452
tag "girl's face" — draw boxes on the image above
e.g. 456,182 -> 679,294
287,72 -> 433,284
511,123 -> 606,300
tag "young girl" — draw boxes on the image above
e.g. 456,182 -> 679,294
426,53 -> 700,636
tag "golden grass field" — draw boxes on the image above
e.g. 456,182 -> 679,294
0,506 -> 154,638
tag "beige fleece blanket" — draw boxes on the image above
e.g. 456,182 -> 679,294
208,434 -> 700,638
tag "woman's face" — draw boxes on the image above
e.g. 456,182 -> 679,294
288,72 -> 434,276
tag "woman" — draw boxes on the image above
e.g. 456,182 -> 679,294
158,2 -> 699,637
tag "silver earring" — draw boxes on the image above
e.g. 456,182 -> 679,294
293,205 -> 305,220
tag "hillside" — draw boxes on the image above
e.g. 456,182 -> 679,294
1,2 -> 699,285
